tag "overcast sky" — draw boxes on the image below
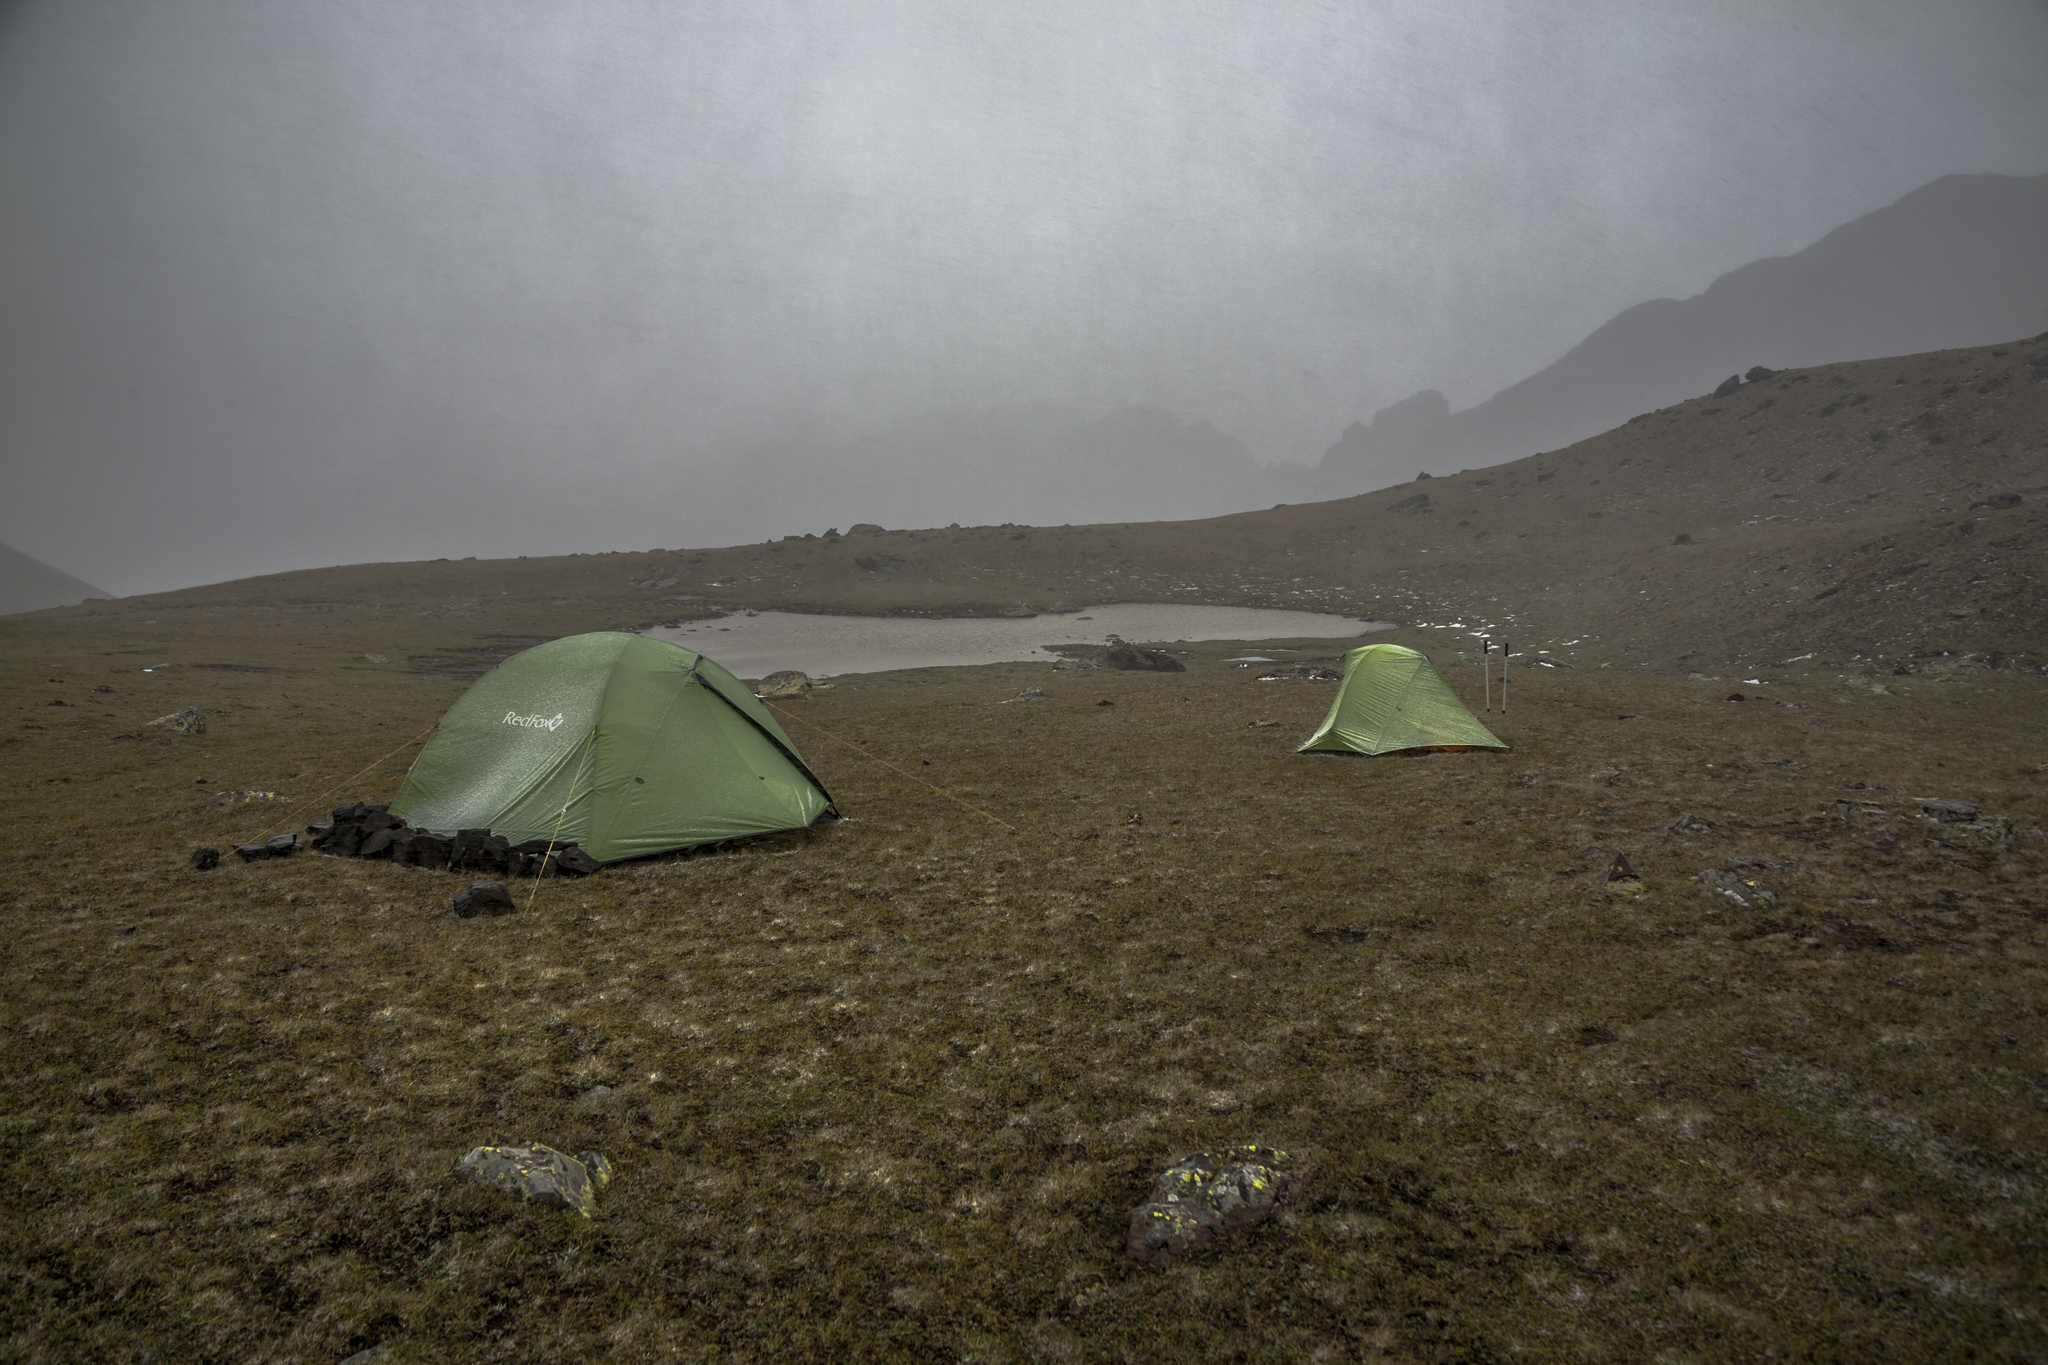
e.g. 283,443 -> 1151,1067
4,0 -> 2047,594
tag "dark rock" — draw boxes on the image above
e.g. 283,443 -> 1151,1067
1745,366 -> 1778,382
481,834 -> 512,874
1385,492 -> 1433,515
188,846 -> 220,870
358,826 -> 398,859
265,833 -> 298,857
386,829 -> 418,866
1575,1024 -> 1618,1046
1727,693 -> 1746,702
1713,374 -> 1742,397
234,841 -> 272,862
1669,533 -> 1693,546
1968,492 -> 2022,510
412,832 -> 451,870
457,1140 -> 611,1218
1698,867 -> 1778,908
148,707 -> 204,734
1921,797 -> 1980,822
847,523 -> 885,534
1096,699 -> 1115,707
1103,644 -> 1185,673
450,828 -> 493,872
1126,1146 -> 1289,1267
552,844 -> 601,877
453,881 -> 515,918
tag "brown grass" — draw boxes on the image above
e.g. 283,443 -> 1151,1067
4,604 -> 2045,1361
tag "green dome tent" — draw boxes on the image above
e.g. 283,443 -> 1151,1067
392,633 -> 834,863
1298,643 -> 1508,756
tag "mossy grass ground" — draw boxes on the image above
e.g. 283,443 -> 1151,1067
3,609 -> 2045,1362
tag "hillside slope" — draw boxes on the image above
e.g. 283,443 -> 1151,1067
0,542 -> 109,616
1323,172 -> 2048,491
15,337 -> 2044,682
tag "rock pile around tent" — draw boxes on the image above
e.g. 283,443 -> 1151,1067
309,803 -> 598,877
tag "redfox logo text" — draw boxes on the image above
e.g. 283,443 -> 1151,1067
503,712 -> 566,731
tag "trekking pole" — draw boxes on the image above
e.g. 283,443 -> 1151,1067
1482,636 -> 1492,712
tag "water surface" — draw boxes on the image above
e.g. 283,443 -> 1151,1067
648,604 -> 1388,678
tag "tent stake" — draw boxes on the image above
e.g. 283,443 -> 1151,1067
1502,641 -> 1509,717
1482,636 -> 1492,712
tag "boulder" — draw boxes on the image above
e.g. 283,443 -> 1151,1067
148,707 -> 204,734
189,846 -> 220,870
453,881 -> 515,918
1126,1146 -> 1289,1267
755,670 -> 815,699
1745,366 -> 1778,382
1713,374 -> 1742,397
847,523 -> 885,534
457,1140 -> 612,1218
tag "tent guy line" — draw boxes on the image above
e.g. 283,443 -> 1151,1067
763,699 -> 1025,837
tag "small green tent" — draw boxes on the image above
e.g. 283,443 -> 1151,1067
392,633 -> 834,863
1298,643 -> 1508,756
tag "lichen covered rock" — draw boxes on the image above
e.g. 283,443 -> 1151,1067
458,1140 -> 612,1218
1126,1146 -> 1289,1266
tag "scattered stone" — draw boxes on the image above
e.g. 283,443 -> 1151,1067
453,881 -> 515,918
1604,852 -> 1644,896
1248,719 -> 1282,728
1003,686 -> 1042,703
1745,366 -> 1778,382
1589,767 -> 1619,780
209,789 -> 279,805
148,707 -> 204,734
1669,814 -> 1712,835
998,605 -> 1037,618
1096,699 -> 1115,707
1967,492 -> 2022,510
1713,374 -> 1742,397
1727,693 -> 1746,702
188,846 -> 220,870
457,1140 -> 612,1218
1126,1146 -> 1289,1267
1385,492 -> 1433,515
234,834 -> 297,861
1103,644 -> 1185,673
1921,797 -> 1980,822
755,669 -> 814,698
1669,533 -> 1693,545
1698,867 -> 1778,908
1575,1024 -> 1619,1046
853,552 -> 906,572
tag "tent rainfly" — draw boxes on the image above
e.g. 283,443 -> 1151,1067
1297,643 -> 1508,756
392,632 -> 834,863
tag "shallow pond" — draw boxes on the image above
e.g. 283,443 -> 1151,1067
647,603 -> 1390,678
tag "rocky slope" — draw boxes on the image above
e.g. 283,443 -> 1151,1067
20,338 -> 2044,681
1321,171 -> 2048,491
